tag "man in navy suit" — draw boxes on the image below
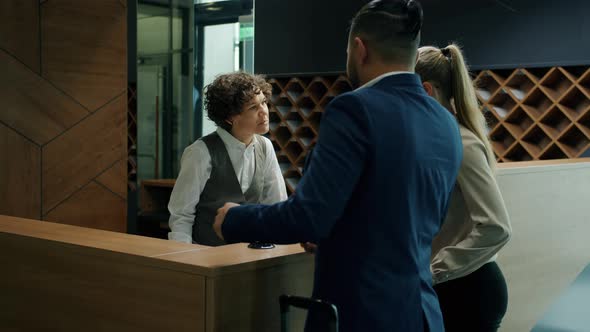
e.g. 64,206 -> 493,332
213,0 -> 462,331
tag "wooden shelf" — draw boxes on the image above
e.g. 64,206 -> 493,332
490,69 -> 514,84
504,143 -> 533,162
504,106 -> 534,138
284,80 -> 305,104
522,88 -> 553,119
525,67 -> 552,82
295,126 -> 315,148
307,111 -> 322,132
277,156 -> 291,174
490,125 -> 517,157
489,88 -> 517,118
306,78 -> 329,104
521,125 -> 552,158
506,69 -> 535,101
267,66 -> 590,191
560,66 -> 588,82
539,106 -> 572,139
284,140 -> 304,164
330,77 -> 353,95
285,111 -> 303,132
475,71 -> 501,102
578,111 -> 590,138
539,67 -> 573,102
483,106 -> 500,132
475,65 -> 590,163
557,124 -> 590,158
539,143 -> 568,160
272,125 -> 291,147
296,96 -> 315,117
273,95 -> 293,118
579,70 -> 590,98
559,86 -> 590,120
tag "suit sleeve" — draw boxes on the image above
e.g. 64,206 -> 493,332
221,93 -> 370,244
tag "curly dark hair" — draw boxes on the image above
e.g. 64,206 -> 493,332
204,72 -> 272,131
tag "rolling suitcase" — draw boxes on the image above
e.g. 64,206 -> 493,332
279,294 -> 338,332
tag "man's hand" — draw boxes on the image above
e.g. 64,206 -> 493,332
300,242 -> 317,254
214,202 -> 239,241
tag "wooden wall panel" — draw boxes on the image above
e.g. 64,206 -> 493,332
0,49 -> 88,146
0,1 -> 127,231
44,181 -> 126,232
0,0 -> 40,73
0,123 -> 40,220
43,95 -> 126,215
96,159 -> 127,199
41,0 -> 127,111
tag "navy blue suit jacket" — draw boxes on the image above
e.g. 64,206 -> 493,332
223,73 -> 462,332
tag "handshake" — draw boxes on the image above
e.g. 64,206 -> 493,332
300,242 -> 317,254
215,201 -> 318,254
213,202 -> 240,241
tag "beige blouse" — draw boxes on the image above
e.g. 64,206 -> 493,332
431,125 -> 512,285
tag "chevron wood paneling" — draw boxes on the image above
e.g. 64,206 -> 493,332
96,159 -> 127,199
0,123 -> 41,220
0,0 -> 40,73
0,1 -> 127,231
41,0 -> 126,111
43,95 -> 126,215
0,49 -> 88,146
44,181 -> 126,232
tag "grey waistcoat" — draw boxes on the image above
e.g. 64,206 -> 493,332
192,132 -> 266,246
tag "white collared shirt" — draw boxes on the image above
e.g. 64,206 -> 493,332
358,71 -> 414,89
167,128 -> 288,243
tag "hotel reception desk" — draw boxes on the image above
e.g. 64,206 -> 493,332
1,159 -> 590,331
0,216 -> 313,332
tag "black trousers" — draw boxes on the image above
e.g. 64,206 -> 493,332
433,261 -> 508,332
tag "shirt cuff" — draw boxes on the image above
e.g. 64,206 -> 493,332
432,271 -> 453,285
168,232 -> 193,243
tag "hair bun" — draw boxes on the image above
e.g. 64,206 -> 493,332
404,0 -> 423,37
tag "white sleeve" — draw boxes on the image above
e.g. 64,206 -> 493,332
260,137 -> 288,204
167,140 -> 211,243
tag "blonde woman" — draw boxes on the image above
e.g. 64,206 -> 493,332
416,44 -> 512,332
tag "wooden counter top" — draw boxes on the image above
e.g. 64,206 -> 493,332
0,215 -> 202,257
159,242 -> 310,277
498,158 -> 590,169
0,215 -> 309,277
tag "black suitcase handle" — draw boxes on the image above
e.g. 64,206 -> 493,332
279,295 -> 338,332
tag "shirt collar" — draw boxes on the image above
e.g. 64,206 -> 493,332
216,127 -> 257,150
357,71 -> 414,90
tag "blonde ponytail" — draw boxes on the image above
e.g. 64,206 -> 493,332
445,45 -> 496,169
416,44 -> 496,169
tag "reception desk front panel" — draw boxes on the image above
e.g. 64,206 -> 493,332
0,216 -> 313,332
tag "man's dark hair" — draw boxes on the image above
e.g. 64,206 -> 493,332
350,0 -> 423,63
204,72 -> 272,131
